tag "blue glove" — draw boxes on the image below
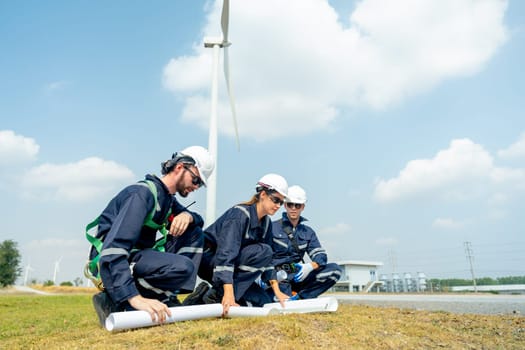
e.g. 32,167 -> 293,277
255,276 -> 268,289
293,263 -> 314,282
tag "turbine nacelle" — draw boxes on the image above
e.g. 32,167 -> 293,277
204,36 -> 231,48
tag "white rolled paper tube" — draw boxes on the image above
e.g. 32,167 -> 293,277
106,303 -> 223,332
105,304 -> 279,331
227,306 -> 278,318
263,297 -> 338,314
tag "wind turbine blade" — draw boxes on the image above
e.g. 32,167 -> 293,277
221,0 -> 230,43
223,46 -> 240,151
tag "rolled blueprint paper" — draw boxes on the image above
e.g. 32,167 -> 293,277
227,306 -> 278,317
106,303 -> 223,331
263,297 -> 338,314
106,303 -> 278,332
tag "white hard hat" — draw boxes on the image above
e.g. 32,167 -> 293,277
256,173 -> 288,197
179,146 -> 215,186
285,185 -> 307,204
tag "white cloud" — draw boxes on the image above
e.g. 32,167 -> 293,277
498,132 -> 525,159
319,222 -> 351,236
163,0 -> 507,141
20,157 -> 135,201
490,167 -> 525,186
432,217 -> 464,230
374,137 -> 525,203
0,130 -> 39,165
374,139 -> 494,202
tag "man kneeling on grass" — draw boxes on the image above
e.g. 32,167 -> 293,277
85,146 -> 214,326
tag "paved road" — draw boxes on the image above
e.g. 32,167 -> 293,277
333,293 -> 525,315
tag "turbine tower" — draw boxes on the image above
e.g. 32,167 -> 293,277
204,0 -> 240,225
53,257 -> 63,285
24,261 -> 34,286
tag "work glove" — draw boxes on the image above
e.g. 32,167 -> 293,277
254,276 -> 268,290
293,263 -> 314,282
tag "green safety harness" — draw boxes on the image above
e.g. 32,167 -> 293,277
84,179 -> 172,290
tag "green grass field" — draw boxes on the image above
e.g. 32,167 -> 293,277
1,290 -> 524,349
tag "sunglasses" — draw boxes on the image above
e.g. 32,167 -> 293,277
286,202 -> 303,209
268,194 -> 284,206
183,165 -> 205,188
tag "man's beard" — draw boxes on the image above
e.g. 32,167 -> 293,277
176,180 -> 189,198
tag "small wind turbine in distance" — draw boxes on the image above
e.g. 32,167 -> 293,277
53,256 -> 63,285
204,0 -> 240,225
24,261 -> 35,285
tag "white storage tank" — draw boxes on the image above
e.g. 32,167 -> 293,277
417,272 -> 427,291
392,273 -> 402,292
403,272 -> 413,292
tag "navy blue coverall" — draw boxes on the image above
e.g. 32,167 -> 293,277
199,204 -> 274,306
88,174 -> 204,308
270,212 -> 342,299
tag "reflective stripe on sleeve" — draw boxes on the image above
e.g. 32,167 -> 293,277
100,247 -> 129,258
309,247 -> 326,258
137,278 -> 175,298
214,265 -> 235,273
176,247 -> 203,255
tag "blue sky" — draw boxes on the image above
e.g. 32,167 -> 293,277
1,0 -> 524,285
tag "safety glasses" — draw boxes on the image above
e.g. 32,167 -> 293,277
183,165 -> 205,188
268,194 -> 284,206
286,202 -> 303,209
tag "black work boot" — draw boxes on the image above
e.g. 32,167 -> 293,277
202,287 -> 221,304
164,295 -> 182,307
92,291 -> 118,327
182,281 -> 210,306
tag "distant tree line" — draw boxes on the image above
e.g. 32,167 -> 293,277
429,276 -> 525,288
2,238 -> 525,289
0,240 -> 88,287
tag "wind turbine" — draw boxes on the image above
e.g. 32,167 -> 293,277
53,256 -> 63,285
204,0 -> 240,225
24,261 -> 34,285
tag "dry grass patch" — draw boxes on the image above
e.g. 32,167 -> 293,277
0,292 -> 523,349
31,285 -> 99,294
